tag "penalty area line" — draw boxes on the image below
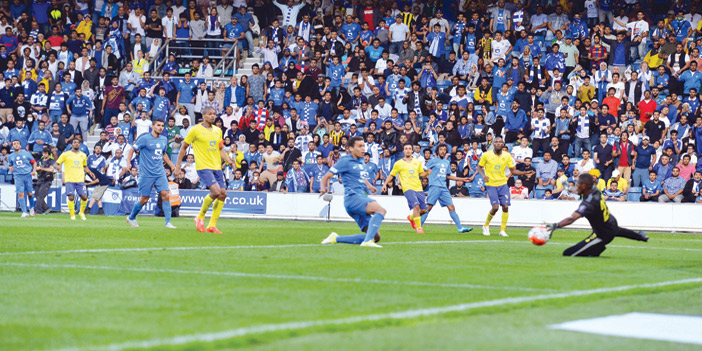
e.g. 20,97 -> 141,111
0,262 -> 546,292
49,277 -> 702,351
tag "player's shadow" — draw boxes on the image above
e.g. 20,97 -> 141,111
318,204 -> 329,218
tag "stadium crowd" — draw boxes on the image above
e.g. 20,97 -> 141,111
1,0 -> 702,214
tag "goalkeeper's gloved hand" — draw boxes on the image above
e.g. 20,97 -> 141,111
545,223 -> 558,238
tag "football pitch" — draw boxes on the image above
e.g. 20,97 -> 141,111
1,213 -> 701,351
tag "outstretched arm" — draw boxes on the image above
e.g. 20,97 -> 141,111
546,211 -> 583,234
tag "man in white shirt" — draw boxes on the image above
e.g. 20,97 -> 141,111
606,73 -> 626,100
374,98 -> 392,121
162,8 -> 177,41
491,31 -> 512,63
358,70 -> 376,96
273,0 -> 306,28
511,137 -> 533,164
127,7 -> 146,41
388,16 -> 410,55
626,11 -> 649,61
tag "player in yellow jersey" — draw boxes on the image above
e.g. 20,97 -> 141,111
477,136 -> 534,237
175,107 -> 235,234
382,144 -> 429,234
54,139 -> 95,220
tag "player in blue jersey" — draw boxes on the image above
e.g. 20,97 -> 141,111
319,136 -> 385,248
125,118 -> 179,228
420,144 -> 473,233
8,140 -> 37,217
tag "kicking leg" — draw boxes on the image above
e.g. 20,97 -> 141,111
614,226 -> 648,242
127,196 -> 150,227
420,204 -> 433,226
447,205 -> 472,233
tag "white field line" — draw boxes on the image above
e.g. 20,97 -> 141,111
0,262 -> 544,292
0,240 -> 506,256
3,239 -> 702,256
48,277 -> 702,351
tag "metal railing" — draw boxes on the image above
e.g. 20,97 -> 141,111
161,38 -> 239,76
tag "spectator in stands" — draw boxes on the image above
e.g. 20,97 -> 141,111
510,179 -> 528,200
536,151 -> 558,189
607,169 -> 629,195
603,180 -> 626,201
632,136 -> 656,187
676,154 -> 696,181
682,171 -> 702,203
449,179 -> 469,198
659,167 -> 686,203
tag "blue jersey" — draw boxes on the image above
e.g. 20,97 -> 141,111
49,92 -> 67,112
329,155 -> 368,197
308,163 -> 329,191
133,133 -> 168,177
328,63 -> 345,87
340,23 -> 361,42
361,161 -> 378,182
131,96 -> 152,112
425,156 -> 450,188
152,96 -> 171,119
268,88 -> 285,106
66,95 -> 92,117
177,81 -> 196,103
9,150 -> 35,175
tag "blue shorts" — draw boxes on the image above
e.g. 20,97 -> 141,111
344,194 -> 375,231
14,174 -> 34,194
404,189 -> 428,210
65,182 -> 86,197
486,184 -> 511,206
197,169 -> 225,188
138,175 -> 170,197
426,185 -> 453,207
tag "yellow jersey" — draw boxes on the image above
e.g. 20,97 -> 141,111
56,150 -> 87,183
184,123 -> 223,171
390,157 -> 425,193
478,150 -> 515,187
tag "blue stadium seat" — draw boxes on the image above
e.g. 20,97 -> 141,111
533,188 -> 546,199
627,187 -> 642,202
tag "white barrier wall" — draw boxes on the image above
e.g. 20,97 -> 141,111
241,193 -> 702,233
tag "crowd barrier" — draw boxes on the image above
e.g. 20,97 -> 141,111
0,184 -> 699,232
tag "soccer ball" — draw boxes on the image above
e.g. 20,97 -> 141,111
528,226 -> 550,246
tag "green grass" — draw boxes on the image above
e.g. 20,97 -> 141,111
1,213 -> 701,351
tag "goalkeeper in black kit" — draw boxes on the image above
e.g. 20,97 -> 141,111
545,174 -> 649,257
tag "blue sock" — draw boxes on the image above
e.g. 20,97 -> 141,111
449,211 -> 462,230
163,201 -> 172,224
336,234 -> 366,244
28,195 -> 35,209
129,203 -> 144,220
19,196 -> 27,213
420,212 -> 429,226
363,213 -> 385,243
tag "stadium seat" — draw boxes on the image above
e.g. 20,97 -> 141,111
627,187 -> 642,202
533,188 -> 546,199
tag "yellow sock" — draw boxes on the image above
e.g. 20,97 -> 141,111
68,200 -> 75,217
207,200 -> 224,228
79,199 -> 87,215
413,216 -> 422,229
501,212 -> 509,232
484,212 -> 494,226
198,195 -> 215,219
